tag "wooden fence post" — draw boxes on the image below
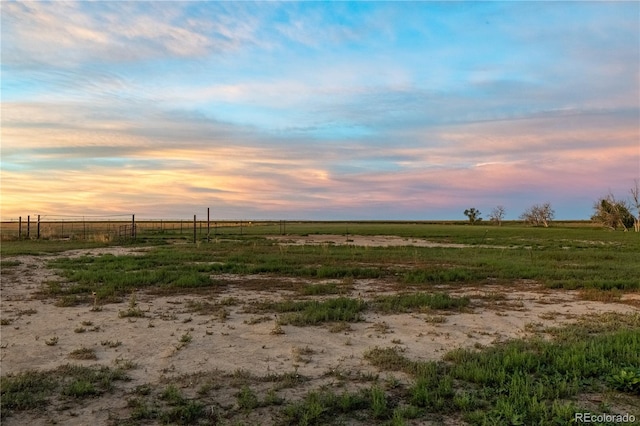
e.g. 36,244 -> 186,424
27,215 -> 30,239
193,215 -> 197,243
207,208 -> 210,242
18,216 -> 22,240
132,215 -> 135,239
37,215 -> 41,239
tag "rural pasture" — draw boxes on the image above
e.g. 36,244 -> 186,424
1,222 -> 639,425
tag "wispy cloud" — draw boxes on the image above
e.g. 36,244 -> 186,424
2,1 -> 638,220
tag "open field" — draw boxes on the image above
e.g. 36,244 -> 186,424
1,223 -> 639,425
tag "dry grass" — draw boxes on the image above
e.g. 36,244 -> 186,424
68,347 -> 97,360
579,288 -> 622,302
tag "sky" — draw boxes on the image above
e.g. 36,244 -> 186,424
1,1 -> 639,221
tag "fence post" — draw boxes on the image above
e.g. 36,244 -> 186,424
83,216 -> 86,240
131,215 -> 135,239
207,207 -> 210,242
18,216 -> 22,240
193,215 -> 196,243
27,215 -> 30,239
37,215 -> 41,239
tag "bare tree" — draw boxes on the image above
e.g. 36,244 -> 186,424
520,202 -> 554,227
489,205 -> 506,226
631,179 -> 640,232
592,192 -> 634,231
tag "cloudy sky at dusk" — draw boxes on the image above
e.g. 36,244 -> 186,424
2,1 -> 639,220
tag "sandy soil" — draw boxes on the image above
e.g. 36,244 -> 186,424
267,234 -> 507,248
1,241 -> 638,425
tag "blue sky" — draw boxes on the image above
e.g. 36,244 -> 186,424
2,1 -> 639,220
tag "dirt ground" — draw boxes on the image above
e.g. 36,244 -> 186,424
1,239 -> 639,425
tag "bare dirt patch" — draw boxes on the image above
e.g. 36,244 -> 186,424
267,234 -> 508,248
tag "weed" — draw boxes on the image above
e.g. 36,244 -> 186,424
0,371 -> 56,414
44,336 -> 59,346
1,318 -> 13,326
113,358 -> 136,370
579,288 -> 622,302
118,292 -> 145,318
292,346 -> 315,364
161,384 -> 184,405
364,347 -> 415,374
134,384 -> 152,396
1,364 -> 129,419
160,400 -> 205,425
370,385 -> 390,419
301,282 -> 345,296
185,299 -> 217,315
268,297 -> 367,326
329,321 -> 353,333
269,323 -> 285,335
68,347 -> 97,360
55,295 -> 85,307
175,332 -> 193,350
219,296 -> 239,305
101,340 -> 122,348
373,292 -> 470,313
245,315 -> 273,324
62,379 -> 98,398
424,315 -> 447,323
264,388 -> 285,406
236,385 -> 259,410
609,367 -> 640,394
372,321 -> 392,334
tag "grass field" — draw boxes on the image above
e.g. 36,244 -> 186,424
1,222 -> 638,425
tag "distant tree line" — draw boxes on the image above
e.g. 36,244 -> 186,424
463,203 -> 555,227
462,180 -> 640,231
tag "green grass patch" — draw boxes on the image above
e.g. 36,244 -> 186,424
372,292 -> 470,313
1,364 -> 130,419
39,224 -> 640,303
363,312 -> 640,425
0,260 -> 21,268
260,297 -> 368,325
300,282 -> 348,296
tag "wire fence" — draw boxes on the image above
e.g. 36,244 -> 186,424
0,214 -> 281,242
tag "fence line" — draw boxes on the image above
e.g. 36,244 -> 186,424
0,212 -> 277,242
